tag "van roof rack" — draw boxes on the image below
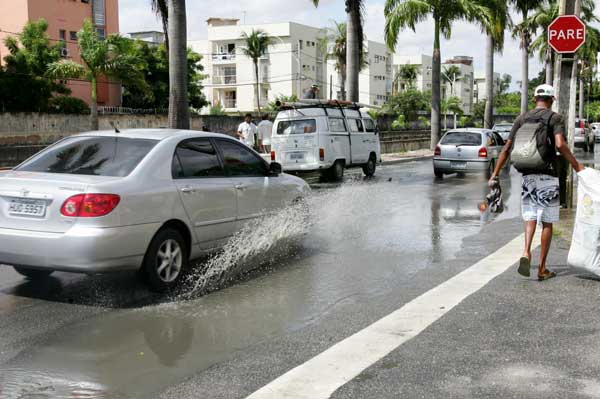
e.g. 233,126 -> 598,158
276,99 -> 381,111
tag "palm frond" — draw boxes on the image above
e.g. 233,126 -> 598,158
384,0 -> 431,50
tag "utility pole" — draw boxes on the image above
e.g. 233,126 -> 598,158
553,0 -> 581,209
297,40 -> 302,98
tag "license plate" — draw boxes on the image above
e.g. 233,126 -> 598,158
290,152 -> 305,160
451,162 -> 467,169
8,199 -> 46,217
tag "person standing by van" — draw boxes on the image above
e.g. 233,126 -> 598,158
237,114 -> 257,149
257,114 -> 273,153
489,84 -> 584,281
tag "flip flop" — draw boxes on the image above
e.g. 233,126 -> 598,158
518,257 -> 531,277
538,270 -> 557,281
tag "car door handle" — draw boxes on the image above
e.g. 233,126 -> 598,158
180,187 -> 196,194
235,184 -> 248,191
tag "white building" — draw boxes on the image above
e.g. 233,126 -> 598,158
473,73 -> 501,104
129,31 -> 165,45
442,56 -> 475,115
325,40 -> 393,105
392,54 -> 433,93
190,18 -> 327,112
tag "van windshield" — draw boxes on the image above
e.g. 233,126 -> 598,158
277,119 -> 317,135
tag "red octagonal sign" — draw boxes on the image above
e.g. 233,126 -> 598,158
548,15 -> 586,53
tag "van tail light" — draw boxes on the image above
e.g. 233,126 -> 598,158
319,148 -> 325,161
271,151 -> 276,161
478,147 -> 488,158
61,194 -> 120,217
434,146 -> 441,156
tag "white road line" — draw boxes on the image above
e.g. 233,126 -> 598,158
247,233 -> 540,399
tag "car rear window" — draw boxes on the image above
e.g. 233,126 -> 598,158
441,132 -> 482,146
277,119 -> 317,135
16,136 -> 157,177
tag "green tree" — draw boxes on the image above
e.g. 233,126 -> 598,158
47,19 -> 147,130
441,96 -> 463,129
442,65 -> 462,97
150,0 -> 169,49
385,0 -> 491,149
382,88 -> 430,124
167,0 -> 189,128
122,41 -> 207,110
319,21 -> 348,100
1,19 -> 69,112
395,64 -> 419,91
241,29 -> 272,113
267,94 -> 299,111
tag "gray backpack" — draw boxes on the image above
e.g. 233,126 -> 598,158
511,111 -> 555,173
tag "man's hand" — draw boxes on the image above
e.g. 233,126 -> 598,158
575,163 -> 584,173
488,176 -> 499,188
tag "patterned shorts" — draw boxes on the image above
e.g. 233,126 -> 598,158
521,174 -> 560,223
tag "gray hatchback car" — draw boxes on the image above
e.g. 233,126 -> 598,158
0,129 -> 309,291
433,128 -> 508,178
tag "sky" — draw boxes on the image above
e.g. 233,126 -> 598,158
119,0 -> 600,91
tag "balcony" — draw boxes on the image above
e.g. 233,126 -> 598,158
212,75 -> 237,85
222,99 -> 237,109
212,53 -> 236,64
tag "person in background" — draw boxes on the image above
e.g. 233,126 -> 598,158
302,84 -> 320,99
257,114 -> 273,153
237,113 -> 257,149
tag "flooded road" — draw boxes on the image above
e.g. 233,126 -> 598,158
0,153 -> 594,398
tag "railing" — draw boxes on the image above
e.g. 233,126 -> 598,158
212,53 -> 236,62
98,106 -> 167,115
212,75 -> 237,85
222,99 -> 237,108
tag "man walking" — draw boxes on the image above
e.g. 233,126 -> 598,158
257,114 -> 273,154
237,113 -> 257,149
489,84 -> 584,281
302,84 -> 320,99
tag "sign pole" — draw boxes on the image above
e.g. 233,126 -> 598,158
553,0 -> 582,209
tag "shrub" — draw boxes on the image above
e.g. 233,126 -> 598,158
47,96 -> 90,114
209,103 -> 226,116
391,115 -> 407,130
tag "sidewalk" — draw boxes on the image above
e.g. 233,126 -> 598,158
381,149 -> 434,165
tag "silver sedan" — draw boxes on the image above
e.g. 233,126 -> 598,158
433,128 -> 508,178
0,129 -> 309,291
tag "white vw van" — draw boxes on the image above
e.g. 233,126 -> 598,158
270,102 -> 381,180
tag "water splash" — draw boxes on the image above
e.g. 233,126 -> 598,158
182,200 -> 311,297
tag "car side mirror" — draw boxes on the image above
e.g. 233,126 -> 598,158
269,162 -> 282,176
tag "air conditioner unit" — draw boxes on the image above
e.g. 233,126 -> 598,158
60,47 -> 70,57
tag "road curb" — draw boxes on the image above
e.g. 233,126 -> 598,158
381,155 -> 434,165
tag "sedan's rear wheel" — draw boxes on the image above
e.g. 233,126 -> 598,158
142,228 -> 188,292
13,266 -> 53,280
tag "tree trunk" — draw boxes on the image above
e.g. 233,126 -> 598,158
167,0 -> 189,129
484,35 -> 494,130
431,17 -> 441,149
255,61 -> 261,113
346,1 -> 360,102
90,76 -> 98,130
453,113 -> 457,129
444,113 -> 447,129
545,49 -> 554,85
520,29 -> 529,114
579,78 -> 584,119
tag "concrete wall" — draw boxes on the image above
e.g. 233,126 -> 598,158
379,131 -> 430,154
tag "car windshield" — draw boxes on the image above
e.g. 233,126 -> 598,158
441,132 -> 482,146
277,119 -> 317,135
16,136 -> 157,177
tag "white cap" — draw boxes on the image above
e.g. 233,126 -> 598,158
534,84 -> 555,98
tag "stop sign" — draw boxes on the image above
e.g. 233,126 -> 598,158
548,15 -> 586,53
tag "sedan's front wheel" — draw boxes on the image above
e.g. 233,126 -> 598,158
13,266 -> 53,280
142,228 -> 188,292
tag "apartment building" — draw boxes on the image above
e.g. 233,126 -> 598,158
392,54 -> 433,93
442,56 -> 474,115
129,31 -> 165,45
474,73 -> 501,104
191,19 -> 327,112
326,40 -> 393,106
0,0 -> 121,106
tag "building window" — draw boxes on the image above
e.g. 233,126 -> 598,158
93,0 -> 106,26
81,0 -> 90,3
299,40 -> 303,50
69,31 -> 78,41
97,28 -> 106,40
59,30 -> 66,42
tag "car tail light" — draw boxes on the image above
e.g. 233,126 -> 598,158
580,120 -> 585,129
61,194 -> 120,217
478,147 -> 488,158
271,151 -> 276,161
434,146 -> 441,156
319,148 -> 325,161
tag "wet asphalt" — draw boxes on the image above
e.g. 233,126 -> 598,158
0,151 -> 599,398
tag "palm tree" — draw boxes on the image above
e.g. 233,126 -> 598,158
241,29 -> 272,113
311,0 -> 365,102
474,0 -> 508,129
47,20 -> 146,130
150,0 -> 169,49
167,0 -> 189,129
441,96 -> 463,129
385,0 -> 490,150
395,64 -> 419,91
510,0 -> 540,114
442,65 -> 462,97
318,21 -> 348,100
